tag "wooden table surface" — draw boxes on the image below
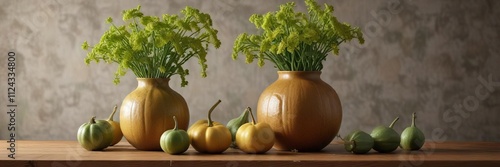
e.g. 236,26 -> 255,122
1,140 -> 499,167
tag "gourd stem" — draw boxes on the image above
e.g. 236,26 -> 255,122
90,116 -> 96,124
412,112 -> 416,127
337,135 -> 355,152
173,116 -> 178,130
108,105 -> 118,121
351,141 -> 357,152
247,107 -> 256,125
207,100 -> 222,127
337,135 -> 344,141
389,117 -> 399,128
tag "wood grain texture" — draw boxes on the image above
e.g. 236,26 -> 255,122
1,140 -> 499,167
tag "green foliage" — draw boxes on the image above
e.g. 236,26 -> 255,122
82,5 -> 221,86
232,0 -> 364,71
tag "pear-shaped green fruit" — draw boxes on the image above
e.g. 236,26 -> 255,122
371,117 -> 401,153
226,107 -> 250,148
160,116 -> 190,155
400,112 -> 425,150
342,130 -> 374,154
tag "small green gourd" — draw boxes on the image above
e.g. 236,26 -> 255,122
400,112 -> 425,150
160,116 -> 190,154
226,107 -> 250,148
371,117 -> 401,153
77,116 -> 114,151
341,130 -> 374,154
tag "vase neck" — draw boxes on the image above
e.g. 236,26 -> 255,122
137,78 -> 171,88
277,71 -> 322,80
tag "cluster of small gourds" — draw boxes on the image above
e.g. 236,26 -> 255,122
184,100 -> 275,154
76,106 -> 122,151
340,112 -> 425,154
77,100 -> 276,155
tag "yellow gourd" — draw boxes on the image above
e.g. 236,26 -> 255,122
107,105 -> 123,146
235,107 -> 275,154
187,100 -> 232,153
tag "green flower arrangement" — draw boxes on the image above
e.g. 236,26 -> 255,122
82,5 -> 221,86
232,0 -> 364,71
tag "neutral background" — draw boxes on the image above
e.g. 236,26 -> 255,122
1,0 -> 499,142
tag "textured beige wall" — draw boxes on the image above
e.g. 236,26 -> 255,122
1,0 -> 499,142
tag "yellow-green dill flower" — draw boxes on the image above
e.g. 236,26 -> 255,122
82,5 -> 220,85
106,17 -> 113,24
81,41 -> 89,50
232,0 -> 363,71
122,5 -> 143,21
260,38 -> 271,53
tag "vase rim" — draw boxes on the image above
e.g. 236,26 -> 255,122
136,78 -> 170,80
136,78 -> 171,84
136,78 -> 171,88
277,71 -> 322,79
277,71 -> 322,74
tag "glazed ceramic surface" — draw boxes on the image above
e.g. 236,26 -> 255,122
120,78 -> 189,151
257,71 -> 342,151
